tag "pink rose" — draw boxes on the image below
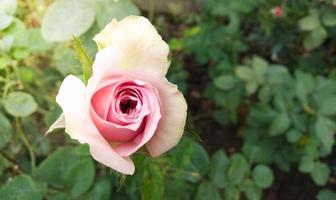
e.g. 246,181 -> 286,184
48,16 -> 187,174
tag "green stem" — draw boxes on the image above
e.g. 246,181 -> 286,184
0,150 -> 26,174
15,118 -> 36,175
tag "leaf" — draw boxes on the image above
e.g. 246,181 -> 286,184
214,75 -> 238,90
242,179 -> 262,200
318,97 -> 336,116
224,186 -> 240,200
4,92 -> 38,117
303,26 -> 328,50
269,113 -> 290,136
95,0 -> 140,29
246,81 -> 258,95
227,153 -> 249,185
298,13 -> 320,31
317,189 -> 336,200
310,162 -> 330,186
195,181 -> 221,200
252,165 -> 273,189
141,163 -> 164,200
42,0 -> 96,42
64,157 -> 95,197
0,112 -> 12,149
209,150 -> 230,188
286,129 -> 302,143
322,9 -> 336,27
252,56 -> 268,84
36,147 -> 90,187
72,36 -> 93,84
0,175 -> 45,200
235,66 -> 254,81
315,116 -> 335,152
299,156 -> 315,173
88,178 -> 111,200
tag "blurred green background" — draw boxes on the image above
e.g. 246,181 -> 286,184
1,0 -> 336,199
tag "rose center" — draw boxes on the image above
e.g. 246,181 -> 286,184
120,99 -> 138,114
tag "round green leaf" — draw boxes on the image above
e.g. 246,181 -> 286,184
4,92 -> 38,117
303,26 -> 327,50
196,181 -> 221,200
64,158 -> 95,197
95,0 -> 140,29
286,129 -> 302,143
298,13 -> 320,31
252,164 -> 273,189
0,112 -> 12,149
209,150 -> 229,188
235,66 -> 254,81
88,178 -> 111,200
243,179 -> 262,200
214,75 -> 238,90
227,153 -> 249,185
317,189 -> 336,200
310,162 -> 330,186
0,175 -> 45,200
322,10 -> 336,27
299,156 -> 315,173
42,0 -> 96,42
269,113 -> 290,136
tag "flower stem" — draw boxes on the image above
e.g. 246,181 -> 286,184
15,118 -> 36,176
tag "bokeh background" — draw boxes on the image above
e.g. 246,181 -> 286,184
1,0 -> 336,199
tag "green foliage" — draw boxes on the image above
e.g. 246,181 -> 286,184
42,0 -> 96,42
1,0 -> 336,199
4,92 -> 37,117
0,175 -> 46,200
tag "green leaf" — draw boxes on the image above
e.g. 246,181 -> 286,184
214,75 -> 238,90
235,66 -> 254,81
224,186 -> 240,200
269,113 -> 290,136
227,153 -> 249,185
26,28 -> 54,53
252,56 -> 268,84
319,97 -> 336,116
64,157 -> 95,197
310,162 -> 330,186
36,147 -> 87,187
242,179 -> 262,200
209,150 -> 230,188
315,116 -> 335,152
286,129 -> 302,143
299,156 -> 315,173
303,26 -> 328,50
42,0 -> 96,42
72,36 -> 93,84
0,112 -> 12,149
246,81 -> 258,95
95,0 -> 140,29
4,92 -> 38,117
195,181 -> 221,200
0,175 -> 45,200
141,163 -> 164,200
298,13 -> 320,31
317,189 -> 336,200
322,10 -> 336,27
252,165 -> 273,189
88,178 -> 111,200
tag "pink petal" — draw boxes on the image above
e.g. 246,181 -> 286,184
56,75 -> 135,175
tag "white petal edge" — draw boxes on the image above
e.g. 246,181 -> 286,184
146,81 -> 187,157
56,75 -> 135,175
93,15 -> 170,76
46,113 -> 65,135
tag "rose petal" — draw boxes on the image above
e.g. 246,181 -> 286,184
93,16 -> 169,76
146,79 -> 187,157
113,87 -> 161,156
56,75 -> 135,175
46,114 -> 65,134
